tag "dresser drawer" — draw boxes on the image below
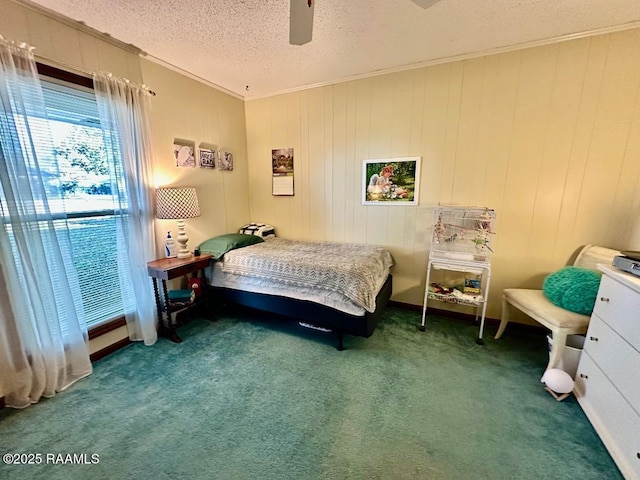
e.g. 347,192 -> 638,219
575,353 -> 640,479
593,274 -> 640,352
584,314 -> 640,414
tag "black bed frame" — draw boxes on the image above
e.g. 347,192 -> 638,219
208,275 -> 393,350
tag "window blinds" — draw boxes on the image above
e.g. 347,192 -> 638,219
39,77 -> 131,327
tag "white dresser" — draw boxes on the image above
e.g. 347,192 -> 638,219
574,264 -> 640,479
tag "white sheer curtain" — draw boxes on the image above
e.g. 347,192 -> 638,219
0,37 -> 91,408
93,73 -> 157,345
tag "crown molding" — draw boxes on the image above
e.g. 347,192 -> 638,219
140,54 -> 244,101
12,0 -> 640,103
245,21 -> 640,101
12,0 -> 143,55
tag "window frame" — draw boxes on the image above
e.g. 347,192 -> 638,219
35,62 -> 126,335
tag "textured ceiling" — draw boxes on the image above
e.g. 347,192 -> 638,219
27,0 -> 640,99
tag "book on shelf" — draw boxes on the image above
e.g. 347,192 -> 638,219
168,289 -> 196,304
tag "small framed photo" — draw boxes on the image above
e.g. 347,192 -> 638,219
199,148 -> 217,169
272,148 -> 294,196
218,151 -> 233,171
362,156 -> 421,205
173,140 -> 196,168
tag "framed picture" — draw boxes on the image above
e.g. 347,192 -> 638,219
362,156 -> 421,205
218,151 -> 233,171
199,148 -> 217,169
272,148 -> 294,196
173,141 -> 196,168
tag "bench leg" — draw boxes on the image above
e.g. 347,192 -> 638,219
546,330 -> 568,371
495,294 -> 510,339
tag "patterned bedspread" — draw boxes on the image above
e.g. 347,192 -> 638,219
220,238 -> 393,313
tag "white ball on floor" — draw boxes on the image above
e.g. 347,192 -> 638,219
541,368 -> 574,393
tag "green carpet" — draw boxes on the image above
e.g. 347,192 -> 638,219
0,307 -> 622,479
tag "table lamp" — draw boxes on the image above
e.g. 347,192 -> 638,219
156,187 -> 201,259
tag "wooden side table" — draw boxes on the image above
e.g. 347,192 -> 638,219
147,254 -> 213,343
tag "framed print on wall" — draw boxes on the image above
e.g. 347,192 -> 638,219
173,140 -> 196,168
199,146 -> 217,169
362,156 -> 421,205
272,148 -> 294,196
218,151 -> 234,171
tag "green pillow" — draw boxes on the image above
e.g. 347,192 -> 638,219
199,233 -> 264,259
542,266 -> 601,315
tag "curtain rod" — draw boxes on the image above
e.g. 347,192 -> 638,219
34,54 -> 157,96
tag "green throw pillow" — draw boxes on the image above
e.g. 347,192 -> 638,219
542,266 -> 601,315
199,233 -> 264,259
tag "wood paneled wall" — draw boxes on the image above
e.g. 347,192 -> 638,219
1,0 -> 142,82
1,0 -> 251,258
140,59 -> 250,255
245,29 -> 640,320
4,0 -> 640,323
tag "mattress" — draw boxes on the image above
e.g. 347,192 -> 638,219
208,237 -> 393,316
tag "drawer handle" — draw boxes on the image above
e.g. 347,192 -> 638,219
599,297 -> 610,302
580,373 -> 588,379
589,336 -> 599,342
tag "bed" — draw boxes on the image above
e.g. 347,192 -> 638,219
200,229 -> 394,350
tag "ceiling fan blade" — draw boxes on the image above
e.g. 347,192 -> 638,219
411,0 -> 442,8
290,0 -> 315,46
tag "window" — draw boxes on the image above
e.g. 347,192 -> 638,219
30,68 -> 132,328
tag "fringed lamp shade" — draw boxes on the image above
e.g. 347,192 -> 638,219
156,187 -> 200,258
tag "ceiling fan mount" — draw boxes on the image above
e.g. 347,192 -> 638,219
289,0 -> 443,46
289,0 -> 315,46
411,0 -> 443,8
